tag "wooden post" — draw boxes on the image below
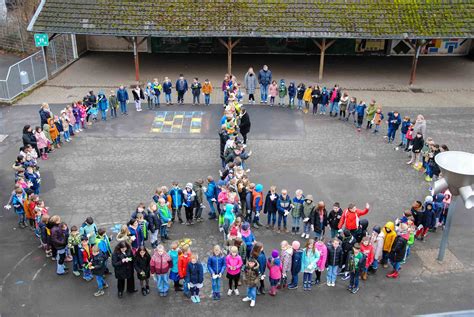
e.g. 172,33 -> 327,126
132,36 -> 140,82
219,37 -> 241,75
312,39 -> 336,81
409,40 -> 421,86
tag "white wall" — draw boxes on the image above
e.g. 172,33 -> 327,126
86,35 -> 148,52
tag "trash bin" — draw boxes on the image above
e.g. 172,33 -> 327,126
20,71 -> 30,86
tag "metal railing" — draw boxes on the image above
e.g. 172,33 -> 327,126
0,50 -> 47,101
0,34 -> 78,102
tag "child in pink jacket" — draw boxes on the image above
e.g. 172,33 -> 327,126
225,246 -> 243,296
267,249 -> 282,296
269,80 -> 278,106
34,126 -> 50,160
314,240 -> 327,285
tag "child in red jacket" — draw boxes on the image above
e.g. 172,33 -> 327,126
338,203 -> 370,235
360,237 -> 374,280
178,246 -> 192,298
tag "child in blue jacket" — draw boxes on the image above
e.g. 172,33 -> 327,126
175,74 -> 188,105
205,176 -> 218,220
288,240 -> 302,289
241,222 -> 255,260
11,187 -> 26,228
207,245 -> 226,300
163,77 -> 173,105
355,101 -> 367,130
187,254 -> 204,303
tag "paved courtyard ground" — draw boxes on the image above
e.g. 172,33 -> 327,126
0,99 -> 473,316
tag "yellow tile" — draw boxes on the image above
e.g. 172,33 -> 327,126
191,118 -> 202,122
174,114 -> 184,119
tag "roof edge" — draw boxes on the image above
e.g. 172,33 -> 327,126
25,29 -> 474,40
27,0 -> 46,32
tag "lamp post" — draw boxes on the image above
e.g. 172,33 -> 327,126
432,151 -> 474,261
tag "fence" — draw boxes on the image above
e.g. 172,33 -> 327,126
0,50 -> 46,101
45,33 -> 76,76
0,34 -> 77,101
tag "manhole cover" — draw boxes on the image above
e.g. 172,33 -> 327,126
0,134 -> 8,142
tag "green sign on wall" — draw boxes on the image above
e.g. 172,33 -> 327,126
34,33 -> 49,47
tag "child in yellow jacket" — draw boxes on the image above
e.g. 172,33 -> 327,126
381,222 -> 396,268
303,86 -> 313,113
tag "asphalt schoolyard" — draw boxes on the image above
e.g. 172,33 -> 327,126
0,101 -> 473,316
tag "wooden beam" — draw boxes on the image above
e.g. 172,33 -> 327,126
326,39 -> 336,49
120,36 -> 133,44
230,38 -> 241,49
227,37 -> 232,75
313,39 -> 336,81
218,38 -> 229,50
319,39 -> 326,81
312,38 -> 322,50
219,38 -> 240,75
137,37 -> 147,46
132,36 -> 140,82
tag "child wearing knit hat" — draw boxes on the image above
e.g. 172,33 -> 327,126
288,241 -> 302,289
266,249 -> 283,296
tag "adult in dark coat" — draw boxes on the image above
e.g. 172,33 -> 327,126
112,241 -> 136,297
39,103 -> 51,126
22,125 -> 39,156
239,107 -> 251,144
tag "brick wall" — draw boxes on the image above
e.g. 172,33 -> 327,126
0,15 -> 37,54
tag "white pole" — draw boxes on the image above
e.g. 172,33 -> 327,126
71,34 -> 79,59
42,46 -> 49,80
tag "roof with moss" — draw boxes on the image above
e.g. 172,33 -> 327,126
28,0 -> 474,39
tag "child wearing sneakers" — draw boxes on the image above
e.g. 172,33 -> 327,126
208,245 -> 226,300
291,189 -> 305,235
90,245 -> 108,297
242,257 -> 260,307
187,254 -> 204,303
347,243 -> 366,294
325,238 -> 342,287
226,246 -> 243,296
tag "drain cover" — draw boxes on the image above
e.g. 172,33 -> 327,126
0,134 -> 8,142
410,87 -> 424,93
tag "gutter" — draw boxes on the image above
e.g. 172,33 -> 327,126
27,0 -> 46,32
